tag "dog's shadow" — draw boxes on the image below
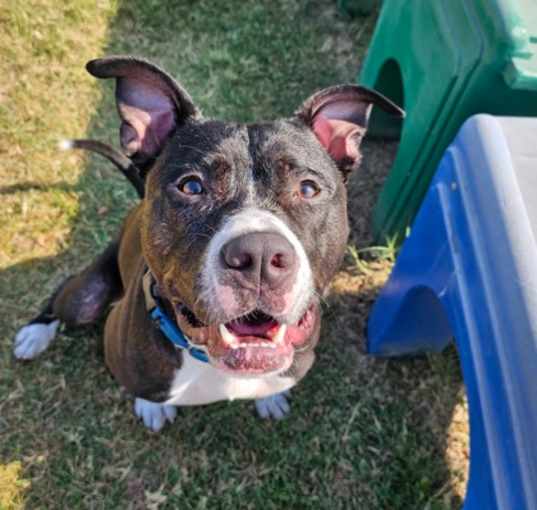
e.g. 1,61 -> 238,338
0,2 -> 467,508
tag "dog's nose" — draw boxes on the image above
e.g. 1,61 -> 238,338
221,232 -> 297,288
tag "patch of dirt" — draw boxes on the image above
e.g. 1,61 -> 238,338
445,396 -> 470,498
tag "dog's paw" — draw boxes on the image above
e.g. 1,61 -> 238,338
134,398 -> 177,432
255,390 -> 291,420
13,320 -> 60,360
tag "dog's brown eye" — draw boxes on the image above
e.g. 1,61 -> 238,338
178,177 -> 203,195
299,180 -> 320,199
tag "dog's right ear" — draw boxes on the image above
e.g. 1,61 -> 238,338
86,56 -> 199,165
295,85 -> 404,179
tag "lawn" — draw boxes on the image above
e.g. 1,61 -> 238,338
0,1 -> 468,508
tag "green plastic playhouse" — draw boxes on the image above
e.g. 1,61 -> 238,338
359,0 -> 537,241
338,0 -> 376,17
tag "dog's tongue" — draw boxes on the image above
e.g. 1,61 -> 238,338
227,317 -> 278,337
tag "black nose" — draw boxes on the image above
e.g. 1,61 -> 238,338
221,232 -> 298,288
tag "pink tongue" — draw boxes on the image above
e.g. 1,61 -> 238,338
227,319 -> 278,337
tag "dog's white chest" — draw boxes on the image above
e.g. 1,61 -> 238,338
164,355 -> 295,406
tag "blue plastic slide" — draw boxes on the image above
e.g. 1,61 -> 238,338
366,115 -> 537,510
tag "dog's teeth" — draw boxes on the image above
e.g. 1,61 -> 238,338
273,324 -> 287,345
219,324 -> 239,348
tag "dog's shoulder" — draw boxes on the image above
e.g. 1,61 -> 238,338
116,204 -> 144,284
104,254 -> 183,402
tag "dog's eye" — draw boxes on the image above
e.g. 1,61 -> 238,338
178,176 -> 204,195
299,180 -> 320,199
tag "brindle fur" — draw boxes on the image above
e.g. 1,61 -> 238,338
21,56 -> 403,402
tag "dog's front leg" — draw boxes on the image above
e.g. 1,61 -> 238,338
134,398 -> 177,432
134,391 -> 292,431
255,390 -> 291,420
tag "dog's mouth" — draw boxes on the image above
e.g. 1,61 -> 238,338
175,304 -> 318,375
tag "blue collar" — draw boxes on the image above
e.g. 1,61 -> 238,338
143,270 -> 209,364
150,305 -> 209,363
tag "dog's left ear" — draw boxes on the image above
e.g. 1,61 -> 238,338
296,85 -> 404,177
86,56 -> 199,166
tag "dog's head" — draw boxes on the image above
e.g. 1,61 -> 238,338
88,56 -> 403,376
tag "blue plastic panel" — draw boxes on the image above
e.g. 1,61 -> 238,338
367,115 -> 537,510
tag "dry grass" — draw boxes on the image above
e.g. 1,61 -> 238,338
0,1 -> 469,508
0,462 -> 30,510
0,1 -> 119,265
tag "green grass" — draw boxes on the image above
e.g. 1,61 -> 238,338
0,1 -> 468,508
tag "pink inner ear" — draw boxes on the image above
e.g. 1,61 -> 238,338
312,114 -> 362,162
118,78 -> 176,157
120,108 -> 174,157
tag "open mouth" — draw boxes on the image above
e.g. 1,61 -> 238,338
220,310 -> 285,348
217,306 -> 316,374
175,303 -> 318,375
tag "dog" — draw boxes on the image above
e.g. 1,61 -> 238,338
13,56 -> 404,431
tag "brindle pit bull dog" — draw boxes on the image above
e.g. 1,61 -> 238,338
14,56 -> 404,431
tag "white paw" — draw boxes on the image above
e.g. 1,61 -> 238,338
134,398 -> 177,432
14,320 -> 60,360
255,390 -> 291,420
